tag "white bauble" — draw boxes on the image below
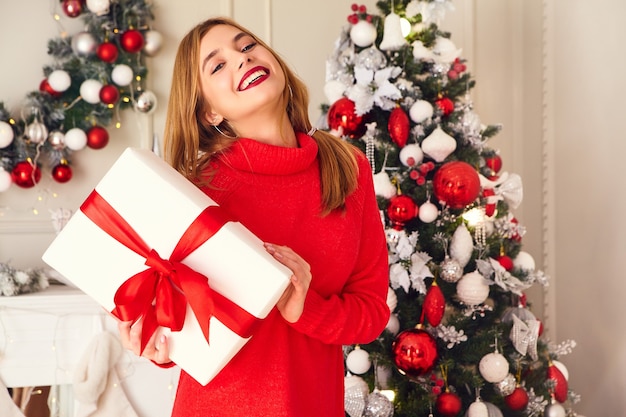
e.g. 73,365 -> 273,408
71,31 -> 97,56
350,20 -> 377,47
553,360 -> 569,381
0,121 -> 14,148
479,352 -> 509,383
467,400 -> 489,417
457,271 -> 490,306
450,223 -> 473,267
409,100 -> 433,123
399,143 -> 423,167
346,347 -> 371,375
80,79 -> 103,104
0,168 -> 12,192
64,128 -> 88,151
513,251 -> 535,272
111,64 -> 134,86
48,70 -> 71,92
143,30 -> 163,56
386,287 -> 398,312
421,126 -> 457,163
418,201 -> 439,223
86,0 -> 110,15
373,171 -> 397,199
386,313 -> 400,335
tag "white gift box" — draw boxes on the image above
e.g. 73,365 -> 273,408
42,147 -> 291,386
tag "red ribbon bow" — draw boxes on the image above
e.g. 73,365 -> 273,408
81,191 -> 261,353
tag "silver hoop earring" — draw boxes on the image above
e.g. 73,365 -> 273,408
288,85 -> 293,100
213,125 -> 236,138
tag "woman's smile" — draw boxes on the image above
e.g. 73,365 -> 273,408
238,66 -> 270,91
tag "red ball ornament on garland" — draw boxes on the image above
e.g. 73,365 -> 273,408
39,79 -> 62,98
96,41 -> 119,63
62,0 -> 84,18
11,160 -> 42,188
99,84 -> 120,105
52,161 -> 73,183
391,327 -> 438,378
327,97 -> 365,139
388,106 -> 410,147
432,161 -> 481,209
435,96 -> 455,116
435,391 -> 462,417
387,194 -> 418,230
120,29 -> 145,53
505,386 -> 529,411
86,125 -> 109,149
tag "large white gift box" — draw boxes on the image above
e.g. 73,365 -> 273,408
42,147 -> 291,386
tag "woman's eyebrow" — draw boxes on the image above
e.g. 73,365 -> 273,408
201,32 -> 249,72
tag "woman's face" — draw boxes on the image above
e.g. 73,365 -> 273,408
198,24 -> 286,129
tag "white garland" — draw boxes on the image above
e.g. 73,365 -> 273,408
0,263 -> 50,296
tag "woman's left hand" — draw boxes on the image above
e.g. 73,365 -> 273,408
264,243 -> 311,323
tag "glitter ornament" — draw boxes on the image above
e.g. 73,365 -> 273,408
327,97 -> 365,138
418,201 -> 438,223
504,386 -> 529,411
399,143 -> 423,167
11,161 -> 41,188
392,327 -> 438,377
457,272 -> 490,306
64,128 -> 88,151
0,121 -> 14,148
363,390 -> 394,417
479,352 -> 509,383
432,161 -> 481,209
494,373 -> 516,396
421,126 -> 457,162
80,79 -> 103,104
344,375 -> 369,417
48,70 -> 72,92
71,31 -> 97,56
355,46 -> 387,71
440,256 -> 463,283
388,106 -> 410,147
346,346 -> 372,375
0,168 -> 12,192
409,99 -> 434,123
97,41 -> 119,63
350,20 -> 377,47
436,391 -> 462,417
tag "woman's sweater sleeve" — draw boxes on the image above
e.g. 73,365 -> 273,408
289,157 -> 390,345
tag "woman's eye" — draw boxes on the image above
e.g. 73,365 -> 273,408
211,62 -> 224,74
242,42 -> 257,52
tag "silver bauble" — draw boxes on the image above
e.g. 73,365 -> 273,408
71,31 -> 97,56
143,30 -> 163,56
25,121 -> 48,144
134,91 -> 157,114
494,373 -> 517,396
363,390 -> 394,417
544,401 -> 566,417
355,46 -> 387,70
48,130 -> 66,150
440,256 -> 463,283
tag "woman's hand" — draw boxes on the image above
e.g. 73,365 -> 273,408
264,243 -> 312,323
118,317 -> 172,365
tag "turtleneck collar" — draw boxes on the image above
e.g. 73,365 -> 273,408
216,132 -> 318,176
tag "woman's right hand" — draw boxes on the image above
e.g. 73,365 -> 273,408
117,317 -> 172,365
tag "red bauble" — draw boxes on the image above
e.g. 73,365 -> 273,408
11,161 -> 41,188
327,97 -> 365,139
435,97 -> 455,116
547,362 -> 568,403
120,29 -> 145,53
432,161 -> 481,209
86,126 -> 109,149
387,194 -> 418,230
423,281 -> 445,327
388,106 -> 410,147
52,163 -> 73,183
62,0 -> 83,17
39,79 -> 62,98
96,41 -> 119,63
505,386 -> 529,411
485,154 -> 503,175
392,327 -> 438,377
497,255 -> 514,271
435,391 -> 462,417
99,84 -> 120,105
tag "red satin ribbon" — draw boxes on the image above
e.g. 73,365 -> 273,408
80,190 -> 261,353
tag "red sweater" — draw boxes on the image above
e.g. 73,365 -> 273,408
171,133 -> 390,417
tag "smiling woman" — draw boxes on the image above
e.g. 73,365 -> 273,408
0,0 -> 159,192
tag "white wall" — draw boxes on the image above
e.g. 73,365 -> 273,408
0,0 -> 621,416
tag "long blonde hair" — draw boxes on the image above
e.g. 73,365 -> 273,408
163,17 -> 358,214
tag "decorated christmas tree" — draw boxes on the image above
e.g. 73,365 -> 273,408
321,2 -> 581,417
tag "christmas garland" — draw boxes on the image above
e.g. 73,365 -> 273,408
0,263 -> 50,296
0,0 -> 161,191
